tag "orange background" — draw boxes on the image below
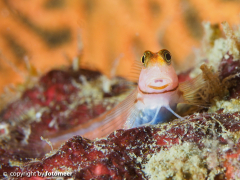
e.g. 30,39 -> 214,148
0,0 -> 240,93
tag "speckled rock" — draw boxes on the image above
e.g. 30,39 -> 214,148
2,22 -> 240,179
0,68 -> 133,179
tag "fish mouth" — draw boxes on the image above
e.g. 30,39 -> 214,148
147,78 -> 172,90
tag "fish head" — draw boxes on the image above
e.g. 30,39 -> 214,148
138,49 -> 179,93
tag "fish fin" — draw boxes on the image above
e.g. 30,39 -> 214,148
179,64 -> 230,108
101,88 -> 138,137
124,104 -> 143,128
179,73 -> 208,106
128,58 -> 142,82
164,105 -> 184,120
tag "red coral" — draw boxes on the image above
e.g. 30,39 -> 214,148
1,55 -> 240,179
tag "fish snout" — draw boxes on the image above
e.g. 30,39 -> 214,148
147,78 -> 172,90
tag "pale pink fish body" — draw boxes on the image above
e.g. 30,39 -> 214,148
124,49 -> 183,128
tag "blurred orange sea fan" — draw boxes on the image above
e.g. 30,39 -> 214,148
0,0 -> 240,94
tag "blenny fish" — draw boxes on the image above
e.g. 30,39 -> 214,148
101,49 -> 206,132
47,49 -> 206,144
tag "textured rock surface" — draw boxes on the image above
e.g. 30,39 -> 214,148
0,68 -> 134,179
1,22 -> 240,179
1,54 -> 240,179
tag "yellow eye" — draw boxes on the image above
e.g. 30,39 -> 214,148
163,50 -> 171,64
141,55 -> 145,64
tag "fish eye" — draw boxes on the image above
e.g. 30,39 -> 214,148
141,55 -> 145,64
165,53 -> 171,61
163,50 -> 171,64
